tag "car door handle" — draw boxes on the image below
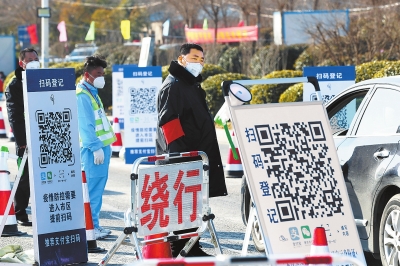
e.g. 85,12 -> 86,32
373,149 -> 390,160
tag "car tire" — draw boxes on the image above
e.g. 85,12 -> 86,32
241,175 -> 251,225
379,194 -> 400,266
250,203 -> 266,252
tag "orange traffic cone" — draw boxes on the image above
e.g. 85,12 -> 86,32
82,171 -> 105,253
142,232 -> 172,259
0,146 -> 25,236
111,117 -> 123,157
225,131 -> 243,178
310,227 -> 331,266
0,107 -> 7,138
310,227 -> 330,254
9,127 -> 14,142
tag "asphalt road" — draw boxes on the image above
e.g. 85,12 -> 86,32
0,127 -> 260,265
0,119 -> 382,266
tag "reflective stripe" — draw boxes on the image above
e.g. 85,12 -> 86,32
98,132 -> 114,142
94,110 -> 101,120
95,124 -> 103,131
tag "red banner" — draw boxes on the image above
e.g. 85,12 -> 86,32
27,24 -> 38,45
185,25 -> 258,43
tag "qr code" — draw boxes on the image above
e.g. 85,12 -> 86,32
37,109 -> 74,167
330,109 -> 348,133
116,78 -> 123,97
130,87 -> 157,115
253,122 -> 344,222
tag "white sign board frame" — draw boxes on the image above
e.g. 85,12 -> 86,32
112,64 -> 137,130
137,161 -> 203,236
23,68 -> 87,265
123,66 -> 162,164
303,66 -> 356,133
225,78 -> 365,265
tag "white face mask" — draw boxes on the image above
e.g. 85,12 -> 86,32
183,58 -> 203,77
89,74 -> 105,89
25,61 -> 40,69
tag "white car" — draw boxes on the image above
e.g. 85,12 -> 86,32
64,46 -> 98,62
242,75 -> 400,266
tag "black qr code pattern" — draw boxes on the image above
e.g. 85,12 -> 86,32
255,122 -> 344,222
37,109 -> 74,167
330,109 -> 348,134
130,87 -> 157,115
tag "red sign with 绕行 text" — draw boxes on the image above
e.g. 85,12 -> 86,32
137,161 -> 203,236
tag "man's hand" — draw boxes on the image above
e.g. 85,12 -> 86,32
93,148 -> 104,165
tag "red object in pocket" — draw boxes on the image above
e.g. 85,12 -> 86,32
161,118 -> 184,144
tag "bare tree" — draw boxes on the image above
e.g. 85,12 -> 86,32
199,0 -> 220,44
199,0 -> 232,43
0,0 -> 39,33
304,7 -> 400,66
164,0 -> 198,27
232,0 -> 251,25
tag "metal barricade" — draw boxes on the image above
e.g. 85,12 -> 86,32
98,151 -> 222,265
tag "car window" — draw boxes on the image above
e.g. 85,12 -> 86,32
356,88 -> 400,136
69,48 -> 96,57
328,92 -> 367,136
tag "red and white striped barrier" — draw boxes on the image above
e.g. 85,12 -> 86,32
9,127 -> 15,142
124,254 -> 364,266
310,227 -> 331,266
0,107 -> 7,138
111,117 -> 123,157
82,171 -> 105,253
225,131 -> 243,178
0,146 -> 24,236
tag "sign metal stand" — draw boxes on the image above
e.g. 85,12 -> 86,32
222,77 -> 366,265
99,151 -> 222,265
0,147 -> 28,239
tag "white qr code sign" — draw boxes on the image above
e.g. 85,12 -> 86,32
23,68 -> 87,264
230,101 -> 366,265
123,66 -> 162,164
137,161 -> 203,236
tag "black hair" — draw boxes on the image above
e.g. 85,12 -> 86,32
84,54 -> 107,73
19,47 -> 38,61
180,43 -> 203,55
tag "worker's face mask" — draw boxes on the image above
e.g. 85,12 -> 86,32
183,58 -> 203,77
25,60 -> 40,69
89,73 -> 105,89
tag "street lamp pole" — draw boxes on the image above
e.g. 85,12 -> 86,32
41,0 -> 49,68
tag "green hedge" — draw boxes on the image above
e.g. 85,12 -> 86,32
97,43 -> 141,66
162,63 -> 227,82
279,83 -> 303,103
218,47 -> 242,73
294,49 -> 314,71
250,70 -> 303,104
250,45 -> 307,76
162,65 -> 169,81
202,73 -> 251,117
372,61 -> 400,78
355,60 -> 393,82
50,62 -> 85,79
202,64 -> 228,81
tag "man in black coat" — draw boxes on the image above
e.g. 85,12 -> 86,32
5,47 -> 40,226
156,43 -> 227,257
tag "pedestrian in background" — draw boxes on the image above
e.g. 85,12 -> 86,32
156,43 -> 228,257
0,71 -> 6,93
76,54 -> 116,240
5,47 -> 41,226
